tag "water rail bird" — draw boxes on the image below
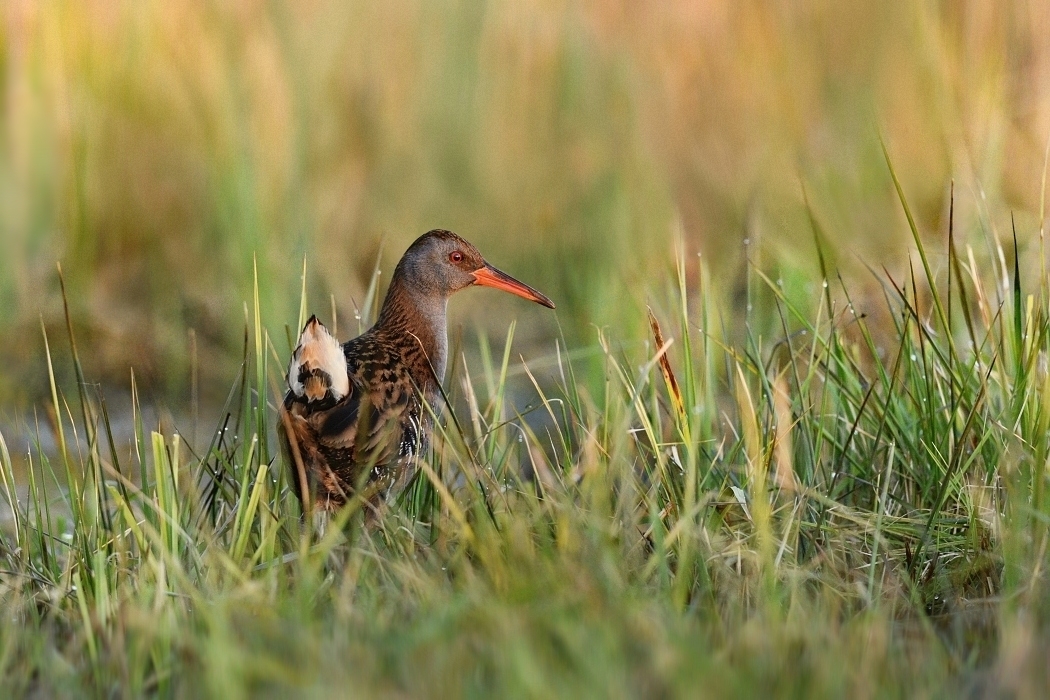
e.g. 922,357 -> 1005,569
279,229 -> 555,515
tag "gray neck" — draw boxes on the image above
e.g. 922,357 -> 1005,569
405,290 -> 448,380
376,283 -> 449,382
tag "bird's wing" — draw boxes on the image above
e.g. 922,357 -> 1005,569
281,331 -> 424,495
310,375 -> 419,474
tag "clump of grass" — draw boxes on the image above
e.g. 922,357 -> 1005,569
3,185 -> 1050,696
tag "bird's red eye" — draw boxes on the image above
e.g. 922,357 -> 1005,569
449,251 -> 464,263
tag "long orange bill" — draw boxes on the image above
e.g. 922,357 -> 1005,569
472,264 -> 556,309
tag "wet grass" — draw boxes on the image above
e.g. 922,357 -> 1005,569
3,177 -> 1050,697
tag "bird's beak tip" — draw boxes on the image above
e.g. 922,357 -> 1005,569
472,264 -> 556,310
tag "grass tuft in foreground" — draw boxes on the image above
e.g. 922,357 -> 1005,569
4,204 -> 1050,697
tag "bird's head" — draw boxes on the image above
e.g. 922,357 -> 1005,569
395,229 -> 555,309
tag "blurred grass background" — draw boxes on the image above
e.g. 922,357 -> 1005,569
5,2 -> 1050,695
1,0 -> 1049,407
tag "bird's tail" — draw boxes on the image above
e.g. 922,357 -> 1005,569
287,315 -> 350,404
